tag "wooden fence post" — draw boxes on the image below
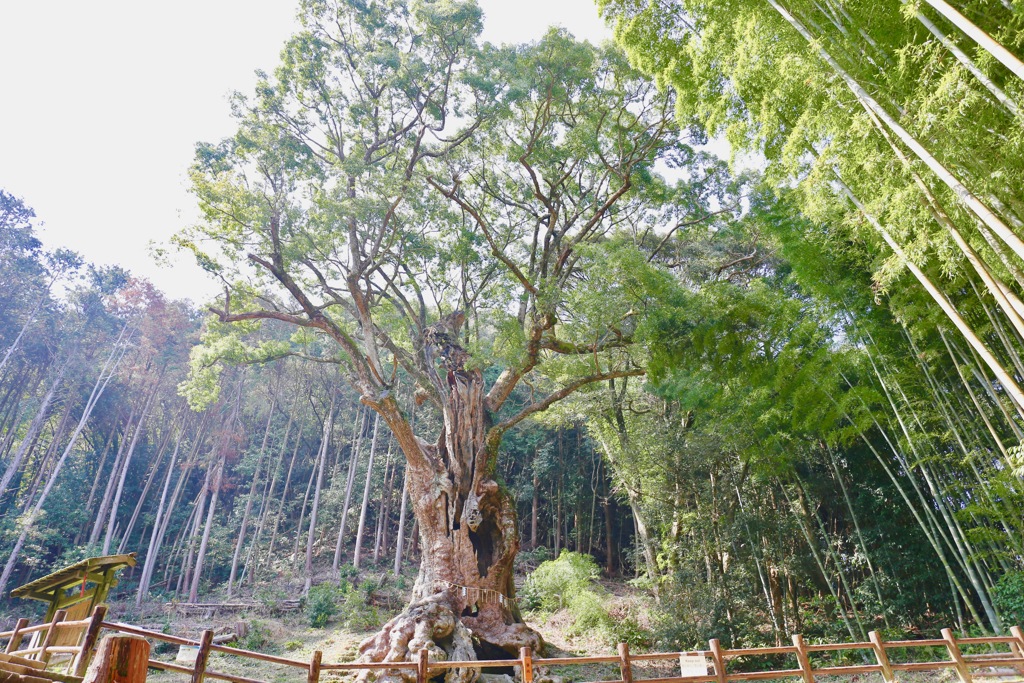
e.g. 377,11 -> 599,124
942,628 -> 973,683
417,648 -> 429,683
519,646 -> 533,683
38,609 -> 68,663
618,642 -> 633,683
191,630 -> 214,683
307,650 -> 322,683
73,606 -> 109,676
708,639 -> 727,683
791,634 -> 815,683
868,631 -> 895,683
1008,626 -> 1024,677
5,618 -> 29,654
83,635 -> 149,683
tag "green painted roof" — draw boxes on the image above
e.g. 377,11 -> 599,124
10,553 -> 136,601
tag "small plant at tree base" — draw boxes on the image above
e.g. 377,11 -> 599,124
306,584 -> 341,628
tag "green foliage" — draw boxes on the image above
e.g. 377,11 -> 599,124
240,621 -> 277,653
337,579 -> 381,631
992,572 -> 1024,628
306,583 -> 341,628
521,551 -> 602,612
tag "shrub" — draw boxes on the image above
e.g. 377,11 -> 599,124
306,583 -> 341,628
566,589 -> 611,635
241,621 -> 276,653
993,571 -> 1024,627
520,551 -> 602,612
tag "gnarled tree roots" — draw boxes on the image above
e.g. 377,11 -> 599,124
356,593 -> 542,683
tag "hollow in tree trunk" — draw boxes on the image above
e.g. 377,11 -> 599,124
356,320 -> 542,683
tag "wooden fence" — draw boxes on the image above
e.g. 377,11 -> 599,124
4,613 -> 1024,683
95,621 -> 1024,683
0,605 -> 107,676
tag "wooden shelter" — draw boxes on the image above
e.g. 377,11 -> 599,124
9,554 -> 135,650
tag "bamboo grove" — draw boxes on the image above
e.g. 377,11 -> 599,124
3,0 -> 1024,655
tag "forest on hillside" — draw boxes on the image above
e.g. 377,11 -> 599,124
3,0 -> 1024,664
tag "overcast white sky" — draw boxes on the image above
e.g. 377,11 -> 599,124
0,1 -> 613,303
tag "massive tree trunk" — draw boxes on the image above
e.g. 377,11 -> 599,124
356,327 -> 542,683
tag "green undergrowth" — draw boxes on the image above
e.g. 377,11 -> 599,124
520,551 -> 652,649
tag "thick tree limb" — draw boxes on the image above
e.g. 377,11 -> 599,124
488,368 -> 646,444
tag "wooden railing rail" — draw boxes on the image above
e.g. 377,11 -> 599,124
89,620 -> 1024,683
0,605 -> 107,676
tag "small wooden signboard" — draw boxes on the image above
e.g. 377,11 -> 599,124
679,653 -> 709,678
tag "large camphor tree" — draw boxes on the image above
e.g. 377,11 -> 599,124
178,0 -> 683,676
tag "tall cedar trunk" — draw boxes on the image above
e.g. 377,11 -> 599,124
118,423 -> 175,554
179,462 -> 213,599
246,404 -> 296,585
356,339 -> 541,679
228,399 -> 276,597
75,418 -> 119,544
530,471 -> 539,549
304,399 -> 334,593
189,454 -> 225,602
333,408 -> 365,570
262,421 -> 304,581
137,425 -> 186,606
336,410 -> 371,568
393,472 -> 409,575
104,375 -> 161,554
0,326 -> 127,596
374,448 -> 394,564
353,421 -> 380,569
0,360 -> 66,497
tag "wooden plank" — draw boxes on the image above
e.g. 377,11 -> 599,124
804,642 -> 871,652
39,610 -> 68,664
190,630 -> 214,683
891,661 -> 957,672
943,628 -> 973,683
956,636 -> 1020,645
633,652 -> 702,662
5,620 -> 29,654
72,607 -> 108,677
318,662 -> 417,671
790,635 -> 814,683
708,639 -> 726,683
809,664 -> 881,675
869,631 -> 895,683
520,647 -> 533,683
536,655 -> 620,665
618,643 -> 633,683
882,638 -> 946,648
416,648 -> 428,683
1009,626 -> 1024,677
147,660 -> 266,683
962,657 -> 1024,668
724,668 -> 803,681
306,651 -> 321,683
208,644 -> 306,668
0,652 -> 46,671
722,647 -> 795,657
101,623 -> 194,647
